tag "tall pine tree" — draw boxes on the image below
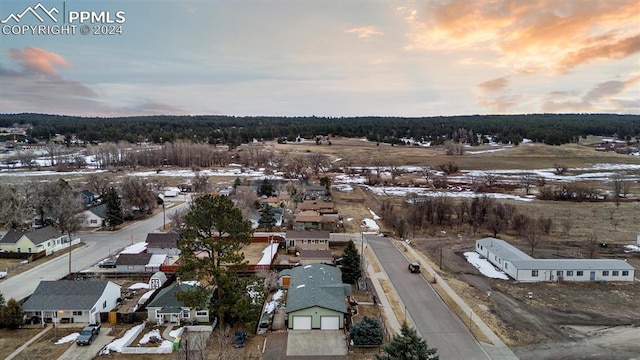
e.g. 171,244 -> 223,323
341,240 -> 361,284
0,298 -> 23,329
104,187 -> 123,230
375,322 -> 439,360
258,205 -> 276,231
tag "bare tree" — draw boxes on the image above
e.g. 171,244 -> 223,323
420,166 -> 433,185
14,147 -> 37,169
0,184 -> 32,229
611,173 -> 627,207
192,172 -> 210,196
308,152 -> 329,176
389,163 -> 404,182
483,173 -> 499,189
520,174 -> 536,195
554,162 -> 568,175
586,231 -> 598,258
511,213 -> 529,236
174,329 -> 211,360
120,177 -> 156,216
86,173 -> 113,197
524,220 -> 543,256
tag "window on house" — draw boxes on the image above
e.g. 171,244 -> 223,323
128,265 -> 134,270
612,270 -> 619,276
602,271 -> 609,276
576,271 -> 583,276
505,263 -> 508,269
557,271 -> 563,277
17,248 -> 20,253
622,271 -> 629,276
90,219 -> 97,224
28,248 -> 32,253
103,301 -> 107,309
73,311 -> 83,316
531,270 -> 538,277
196,310 -> 207,316
182,309 -> 190,318
156,309 -> 161,318
566,271 -> 573,276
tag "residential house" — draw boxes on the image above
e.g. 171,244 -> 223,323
293,210 -> 337,231
297,200 -> 337,215
299,250 -> 333,265
115,253 -> 153,273
475,237 -> 636,282
0,227 -> 68,254
146,282 -> 211,325
146,231 -> 181,256
279,264 -> 349,330
79,189 -> 98,207
82,204 -> 107,228
22,280 -> 120,325
285,230 -> 330,253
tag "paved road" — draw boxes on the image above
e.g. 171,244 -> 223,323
0,200 -> 189,302
366,235 -> 491,360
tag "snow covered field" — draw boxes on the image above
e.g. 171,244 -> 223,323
463,252 -> 509,280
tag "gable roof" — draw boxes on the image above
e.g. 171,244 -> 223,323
282,263 -> 347,314
0,229 -> 25,244
145,231 -> 180,248
87,204 -> 107,219
25,227 -> 64,245
299,250 -> 333,259
286,230 -> 331,240
477,237 -> 533,261
115,253 -> 153,266
147,282 -> 204,309
22,280 -> 117,311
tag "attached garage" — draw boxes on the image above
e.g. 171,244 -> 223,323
292,316 -> 312,330
320,316 -> 340,330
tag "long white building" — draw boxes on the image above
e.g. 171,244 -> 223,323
475,237 -> 635,282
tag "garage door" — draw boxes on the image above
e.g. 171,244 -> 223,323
320,316 -> 340,330
292,316 -> 312,330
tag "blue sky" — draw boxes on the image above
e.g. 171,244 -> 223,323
0,0 -> 638,117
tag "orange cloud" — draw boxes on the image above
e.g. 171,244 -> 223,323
7,47 -> 70,76
400,0 -> 640,72
477,76 -> 509,92
542,74 -> 640,112
345,26 -> 384,39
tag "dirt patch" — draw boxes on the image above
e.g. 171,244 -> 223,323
0,327 -> 45,359
11,327 -> 79,360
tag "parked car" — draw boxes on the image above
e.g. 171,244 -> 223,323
408,262 -> 420,273
232,332 -> 247,348
76,324 -> 101,346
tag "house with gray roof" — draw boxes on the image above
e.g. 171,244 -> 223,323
115,253 -> 153,272
22,280 -> 120,325
146,231 -> 181,255
285,230 -> 330,253
476,237 -> 635,282
0,226 -> 68,254
279,263 -> 350,330
146,282 -> 211,325
82,204 -> 107,228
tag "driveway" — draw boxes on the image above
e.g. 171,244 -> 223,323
57,328 -> 114,360
286,330 -> 347,356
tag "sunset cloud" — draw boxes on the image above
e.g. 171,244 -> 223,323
399,0 -> 640,73
345,26 -> 384,39
542,75 -> 640,112
477,77 -> 509,92
7,47 -> 70,76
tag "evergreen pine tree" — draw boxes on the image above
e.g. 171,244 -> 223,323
104,187 -> 123,229
258,205 -> 276,231
0,298 -> 23,329
375,322 -> 439,360
0,291 -> 5,306
341,240 -> 361,284
350,316 -> 383,346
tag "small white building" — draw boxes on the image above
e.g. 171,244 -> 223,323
475,238 -> 635,282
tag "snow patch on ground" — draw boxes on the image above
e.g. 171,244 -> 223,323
264,289 -> 284,314
101,324 -> 143,354
170,327 -> 184,338
368,209 -> 381,220
362,218 -> 380,232
333,184 -> 353,192
55,332 -> 79,345
463,252 -> 509,280
139,329 -> 161,344
257,243 -> 279,265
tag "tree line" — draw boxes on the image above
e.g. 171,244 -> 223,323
2,113 -> 639,147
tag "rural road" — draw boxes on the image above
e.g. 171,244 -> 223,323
366,234 -> 491,360
0,199 -> 189,302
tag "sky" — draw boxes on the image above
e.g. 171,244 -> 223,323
0,0 -> 638,117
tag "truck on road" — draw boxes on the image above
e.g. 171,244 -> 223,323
76,323 -> 101,346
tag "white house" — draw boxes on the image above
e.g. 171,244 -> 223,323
146,282 -> 211,325
475,238 -> 635,282
22,280 -> 121,325
82,204 -> 107,228
145,232 -> 181,256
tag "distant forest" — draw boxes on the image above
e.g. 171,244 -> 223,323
1,113 -> 639,147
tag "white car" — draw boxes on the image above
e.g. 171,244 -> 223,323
0,271 -> 7,279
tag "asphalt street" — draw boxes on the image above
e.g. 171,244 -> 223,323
0,199 -> 189,302
366,234 -> 491,360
